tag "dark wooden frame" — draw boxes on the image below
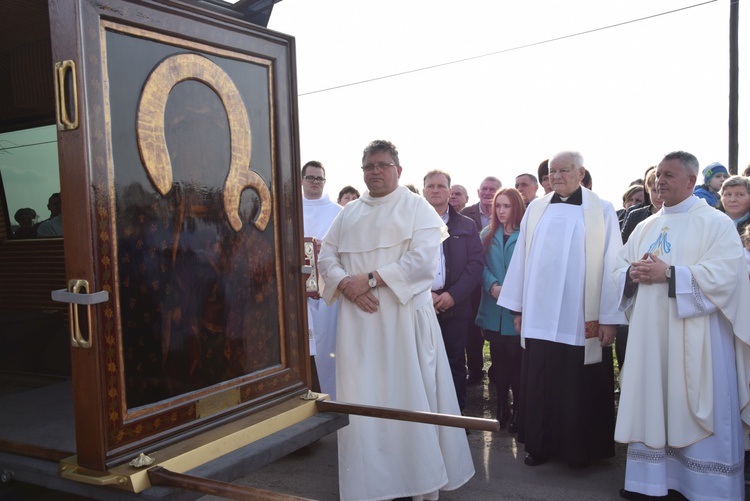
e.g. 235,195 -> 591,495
49,0 -> 306,470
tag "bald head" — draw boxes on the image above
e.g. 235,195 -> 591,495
449,184 -> 469,212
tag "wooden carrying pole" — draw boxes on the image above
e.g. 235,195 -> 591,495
316,399 -> 501,432
148,466 -> 315,501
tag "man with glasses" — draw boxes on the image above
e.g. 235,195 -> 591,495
301,160 -> 342,399
319,140 -> 474,501
498,151 -> 624,468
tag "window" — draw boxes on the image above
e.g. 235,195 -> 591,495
0,125 -> 60,238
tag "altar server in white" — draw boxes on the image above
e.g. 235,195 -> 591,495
615,150 -> 750,501
301,160 -> 342,399
319,140 -> 474,501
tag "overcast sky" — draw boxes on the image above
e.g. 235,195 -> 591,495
268,0 -> 748,207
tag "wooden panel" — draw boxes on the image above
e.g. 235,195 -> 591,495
0,169 -> 8,240
0,239 -> 66,311
0,0 -> 54,131
49,0 -> 107,471
0,201 -> 7,241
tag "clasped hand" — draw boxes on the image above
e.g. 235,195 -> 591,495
339,274 -> 379,313
513,314 -> 616,347
432,291 -> 455,314
629,253 -> 668,285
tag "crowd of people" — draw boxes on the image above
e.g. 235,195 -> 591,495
303,140 -> 750,501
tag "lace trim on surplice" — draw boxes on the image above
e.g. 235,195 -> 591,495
627,446 -> 744,477
690,276 -> 708,316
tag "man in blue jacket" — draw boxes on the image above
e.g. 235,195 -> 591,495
423,170 -> 484,411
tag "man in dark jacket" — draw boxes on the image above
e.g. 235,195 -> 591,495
424,170 -> 484,410
460,176 -> 501,383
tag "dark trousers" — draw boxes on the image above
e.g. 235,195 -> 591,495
465,322 -> 485,379
615,324 -> 629,370
488,336 -> 522,412
437,315 -> 469,411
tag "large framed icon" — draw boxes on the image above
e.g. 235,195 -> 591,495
49,0 -> 307,470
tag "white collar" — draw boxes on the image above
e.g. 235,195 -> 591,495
303,194 -> 332,206
662,195 -> 697,215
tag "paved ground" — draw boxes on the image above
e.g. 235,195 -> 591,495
201,377 -> 630,501
5,374 -> 748,500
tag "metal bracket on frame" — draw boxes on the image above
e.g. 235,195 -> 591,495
51,280 -> 109,349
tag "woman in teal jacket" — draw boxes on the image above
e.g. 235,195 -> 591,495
475,187 -> 525,432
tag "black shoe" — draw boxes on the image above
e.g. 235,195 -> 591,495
620,488 -> 658,500
619,487 -> 680,500
467,371 -> 485,384
524,453 -> 546,466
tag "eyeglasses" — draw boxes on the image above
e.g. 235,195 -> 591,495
303,175 -> 326,183
362,162 -> 396,173
548,167 -> 575,177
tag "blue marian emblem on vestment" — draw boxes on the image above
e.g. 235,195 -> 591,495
647,226 -> 671,257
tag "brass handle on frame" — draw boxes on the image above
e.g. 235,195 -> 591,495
51,280 -> 109,349
54,60 -> 79,130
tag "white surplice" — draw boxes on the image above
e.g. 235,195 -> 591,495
497,190 -> 625,345
318,186 -> 475,501
614,196 -> 750,500
303,194 -> 342,399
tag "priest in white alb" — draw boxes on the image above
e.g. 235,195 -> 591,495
318,140 -> 474,501
614,151 -> 750,501
497,150 -> 625,467
301,160 -> 342,399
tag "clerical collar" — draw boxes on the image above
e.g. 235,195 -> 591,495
550,187 -> 583,205
662,195 -> 697,215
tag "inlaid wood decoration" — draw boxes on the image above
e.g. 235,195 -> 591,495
50,0 -> 306,469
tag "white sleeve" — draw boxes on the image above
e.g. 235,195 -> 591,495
674,265 -> 717,318
377,227 -> 443,305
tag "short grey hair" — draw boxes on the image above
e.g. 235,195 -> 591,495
515,173 -> 538,185
662,151 -> 699,176
550,151 -> 584,169
721,175 -> 750,196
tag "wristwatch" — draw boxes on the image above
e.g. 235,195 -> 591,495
368,272 -> 377,288
664,266 -> 672,279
